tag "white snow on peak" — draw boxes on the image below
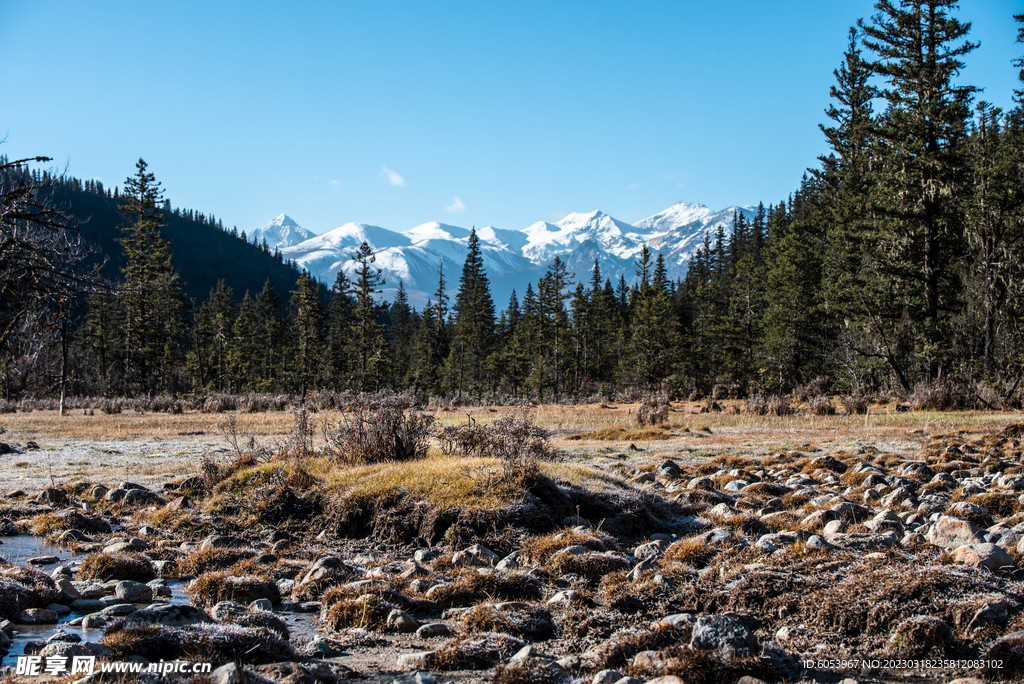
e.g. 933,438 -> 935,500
633,202 -> 715,237
250,214 -> 316,249
404,221 -> 472,244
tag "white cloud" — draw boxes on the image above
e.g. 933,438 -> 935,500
379,166 -> 406,186
329,180 -> 342,191
548,210 -> 568,222
445,196 -> 467,213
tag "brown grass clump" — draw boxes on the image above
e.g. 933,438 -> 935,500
427,572 -> 543,609
969,493 -> 1022,518
319,593 -> 394,631
663,538 -> 719,568
722,513 -> 766,536
591,623 -> 691,670
102,622 -> 293,667
431,632 -> 526,671
177,547 -> 256,576
566,425 -> 673,441
547,552 -> 631,582
185,571 -> 280,608
520,529 -> 618,564
78,552 -> 157,582
460,603 -> 555,640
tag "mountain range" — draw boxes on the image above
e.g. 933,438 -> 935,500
251,202 -> 755,308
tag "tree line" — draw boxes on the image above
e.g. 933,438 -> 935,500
3,1 -> 1024,405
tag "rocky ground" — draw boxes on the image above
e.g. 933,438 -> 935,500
0,409 -> 1023,683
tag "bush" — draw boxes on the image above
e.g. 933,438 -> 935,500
635,401 -> 669,427
841,395 -> 869,415
809,396 -> 836,416
186,571 -> 280,608
78,552 -> 156,582
322,396 -> 434,465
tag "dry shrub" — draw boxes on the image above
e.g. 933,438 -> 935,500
186,571 -> 280,608
178,547 -> 256,576
431,632 -> 526,671
460,603 -> 555,639
78,552 -> 156,582
201,393 -> 237,413
841,395 -> 869,415
635,401 -> 669,427
743,395 -> 768,415
427,572 -> 542,609
723,513 -> 766,536
320,593 -> 394,631
911,379 -> 973,411
767,395 -> 794,416
322,396 -> 434,465
520,529 -> 618,564
794,376 -> 829,401
663,538 -> 718,568
969,493 -> 1022,518
809,396 -> 836,416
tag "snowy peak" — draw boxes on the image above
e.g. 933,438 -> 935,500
524,211 -> 638,262
404,222 -> 472,244
633,202 -> 715,236
251,214 -> 316,249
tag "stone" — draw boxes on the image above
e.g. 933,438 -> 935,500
822,519 -> 847,537
249,598 -> 273,611
496,552 -> 521,570
397,652 -> 434,670
926,516 -> 987,550
37,488 -> 68,506
392,673 -> 436,684
643,678 -> 688,684
210,601 -> 248,622
451,544 -> 499,567
633,540 -> 666,561
387,609 -> 420,632
81,614 -> 108,629
592,670 -> 626,684
413,549 -> 437,563
97,603 -> 136,617
27,555 -> 59,566
122,604 -> 211,629
690,614 -> 758,659
16,608 -> 58,624
547,590 -> 580,606
211,662 -> 244,684
114,580 -> 153,604
293,556 -> 358,597
199,534 -> 249,551
825,531 -> 900,550
45,603 -> 71,616
305,635 -> 343,657
950,543 -> 1015,572
416,622 -> 451,639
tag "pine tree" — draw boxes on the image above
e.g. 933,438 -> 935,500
290,270 -> 326,398
862,0 -> 978,385
347,241 -> 387,391
117,158 -> 186,393
327,269 -> 356,388
447,229 -> 497,397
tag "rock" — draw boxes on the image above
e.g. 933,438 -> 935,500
950,543 -> 1015,572
81,614 -> 108,629
45,603 -> 71,616
199,534 -> 249,551
114,580 -> 153,603
97,603 -> 137,617
37,488 -> 68,506
451,544 -> 499,567
210,662 -> 244,684
293,556 -> 358,597
165,496 -> 192,512
305,635 -> 343,657
122,603 -> 212,629
413,549 -> 438,563
211,601 -> 248,622
392,673 -> 436,684
801,510 -> 838,528
397,651 -> 434,669
27,555 -> 59,566
633,540 -> 666,561
563,514 -> 593,528
496,552 -> 521,571
416,622 -> 451,639
16,608 -> 58,624
643,678 -> 688,684
690,614 -> 758,659
547,590 -> 580,606
249,598 -> 273,611
822,519 -> 847,536
736,678 -> 769,684
805,535 -> 834,550
387,609 -> 420,632
966,600 -> 1010,633
926,515 -> 987,550
593,670 -> 626,684
825,531 -> 900,550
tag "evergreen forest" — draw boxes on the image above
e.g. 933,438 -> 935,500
3,2 -> 1024,408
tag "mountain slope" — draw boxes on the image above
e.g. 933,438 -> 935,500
250,214 -> 317,249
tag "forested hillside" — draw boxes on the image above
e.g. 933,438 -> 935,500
2,3 -> 1023,406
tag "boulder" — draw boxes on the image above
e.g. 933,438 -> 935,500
927,516 -> 987,550
951,543 -> 1015,572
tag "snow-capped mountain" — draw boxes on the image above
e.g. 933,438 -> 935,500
250,214 -> 317,250
264,201 -> 754,307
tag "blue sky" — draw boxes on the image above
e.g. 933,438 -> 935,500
1,1 -> 1020,236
